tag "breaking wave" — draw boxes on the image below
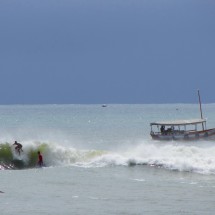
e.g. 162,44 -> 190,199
0,141 -> 107,170
72,141 -> 215,175
1,140 -> 215,175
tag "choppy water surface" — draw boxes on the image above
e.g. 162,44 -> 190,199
1,104 -> 215,215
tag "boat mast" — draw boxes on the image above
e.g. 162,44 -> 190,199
198,90 -> 204,130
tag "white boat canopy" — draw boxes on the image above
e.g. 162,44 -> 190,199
150,119 -> 206,126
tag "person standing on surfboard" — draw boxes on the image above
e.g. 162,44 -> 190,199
37,151 -> 44,167
13,141 -> 23,155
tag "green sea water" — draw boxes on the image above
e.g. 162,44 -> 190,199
0,142 -> 48,169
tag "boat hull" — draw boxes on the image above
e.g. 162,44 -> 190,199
151,128 -> 215,141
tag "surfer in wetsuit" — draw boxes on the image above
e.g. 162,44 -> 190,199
13,141 -> 23,155
37,151 -> 43,167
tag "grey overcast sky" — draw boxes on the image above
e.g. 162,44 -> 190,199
0,0 -> 214,104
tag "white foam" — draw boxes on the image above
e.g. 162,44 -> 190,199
71,141 -> 215,174
6,139 -> 215,174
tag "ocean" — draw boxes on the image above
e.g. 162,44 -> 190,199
1,104 -> 215,215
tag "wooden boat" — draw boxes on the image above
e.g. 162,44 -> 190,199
150,91 -> 215,140
150,119 -> 215,140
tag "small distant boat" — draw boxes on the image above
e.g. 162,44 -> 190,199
102,104 -> 107,107
150,91 -> 215,141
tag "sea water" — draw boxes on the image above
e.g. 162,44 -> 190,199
1,104 -> 215,215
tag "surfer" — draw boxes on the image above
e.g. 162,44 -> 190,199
37,151 -> 43,167
13,141 -> 23,155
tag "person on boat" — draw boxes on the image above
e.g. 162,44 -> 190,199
37,151 -> 44,167
160,125 -> 165,134
13,141 -> 23,155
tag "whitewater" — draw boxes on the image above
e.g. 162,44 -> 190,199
1,104 -> 215,215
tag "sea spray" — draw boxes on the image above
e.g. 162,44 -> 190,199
43,144 -> 108,166
72,141 -> 215,174
115,141 -> 215,174
2,139 -> 215,175
0,142 -> 50,169
0,141 -> 108,169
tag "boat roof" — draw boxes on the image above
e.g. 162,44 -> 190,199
150,119 -> 206,126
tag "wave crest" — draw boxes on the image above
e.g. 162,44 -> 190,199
2,141 -> 215,175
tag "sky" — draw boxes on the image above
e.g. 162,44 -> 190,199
0,0 -> 215,104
